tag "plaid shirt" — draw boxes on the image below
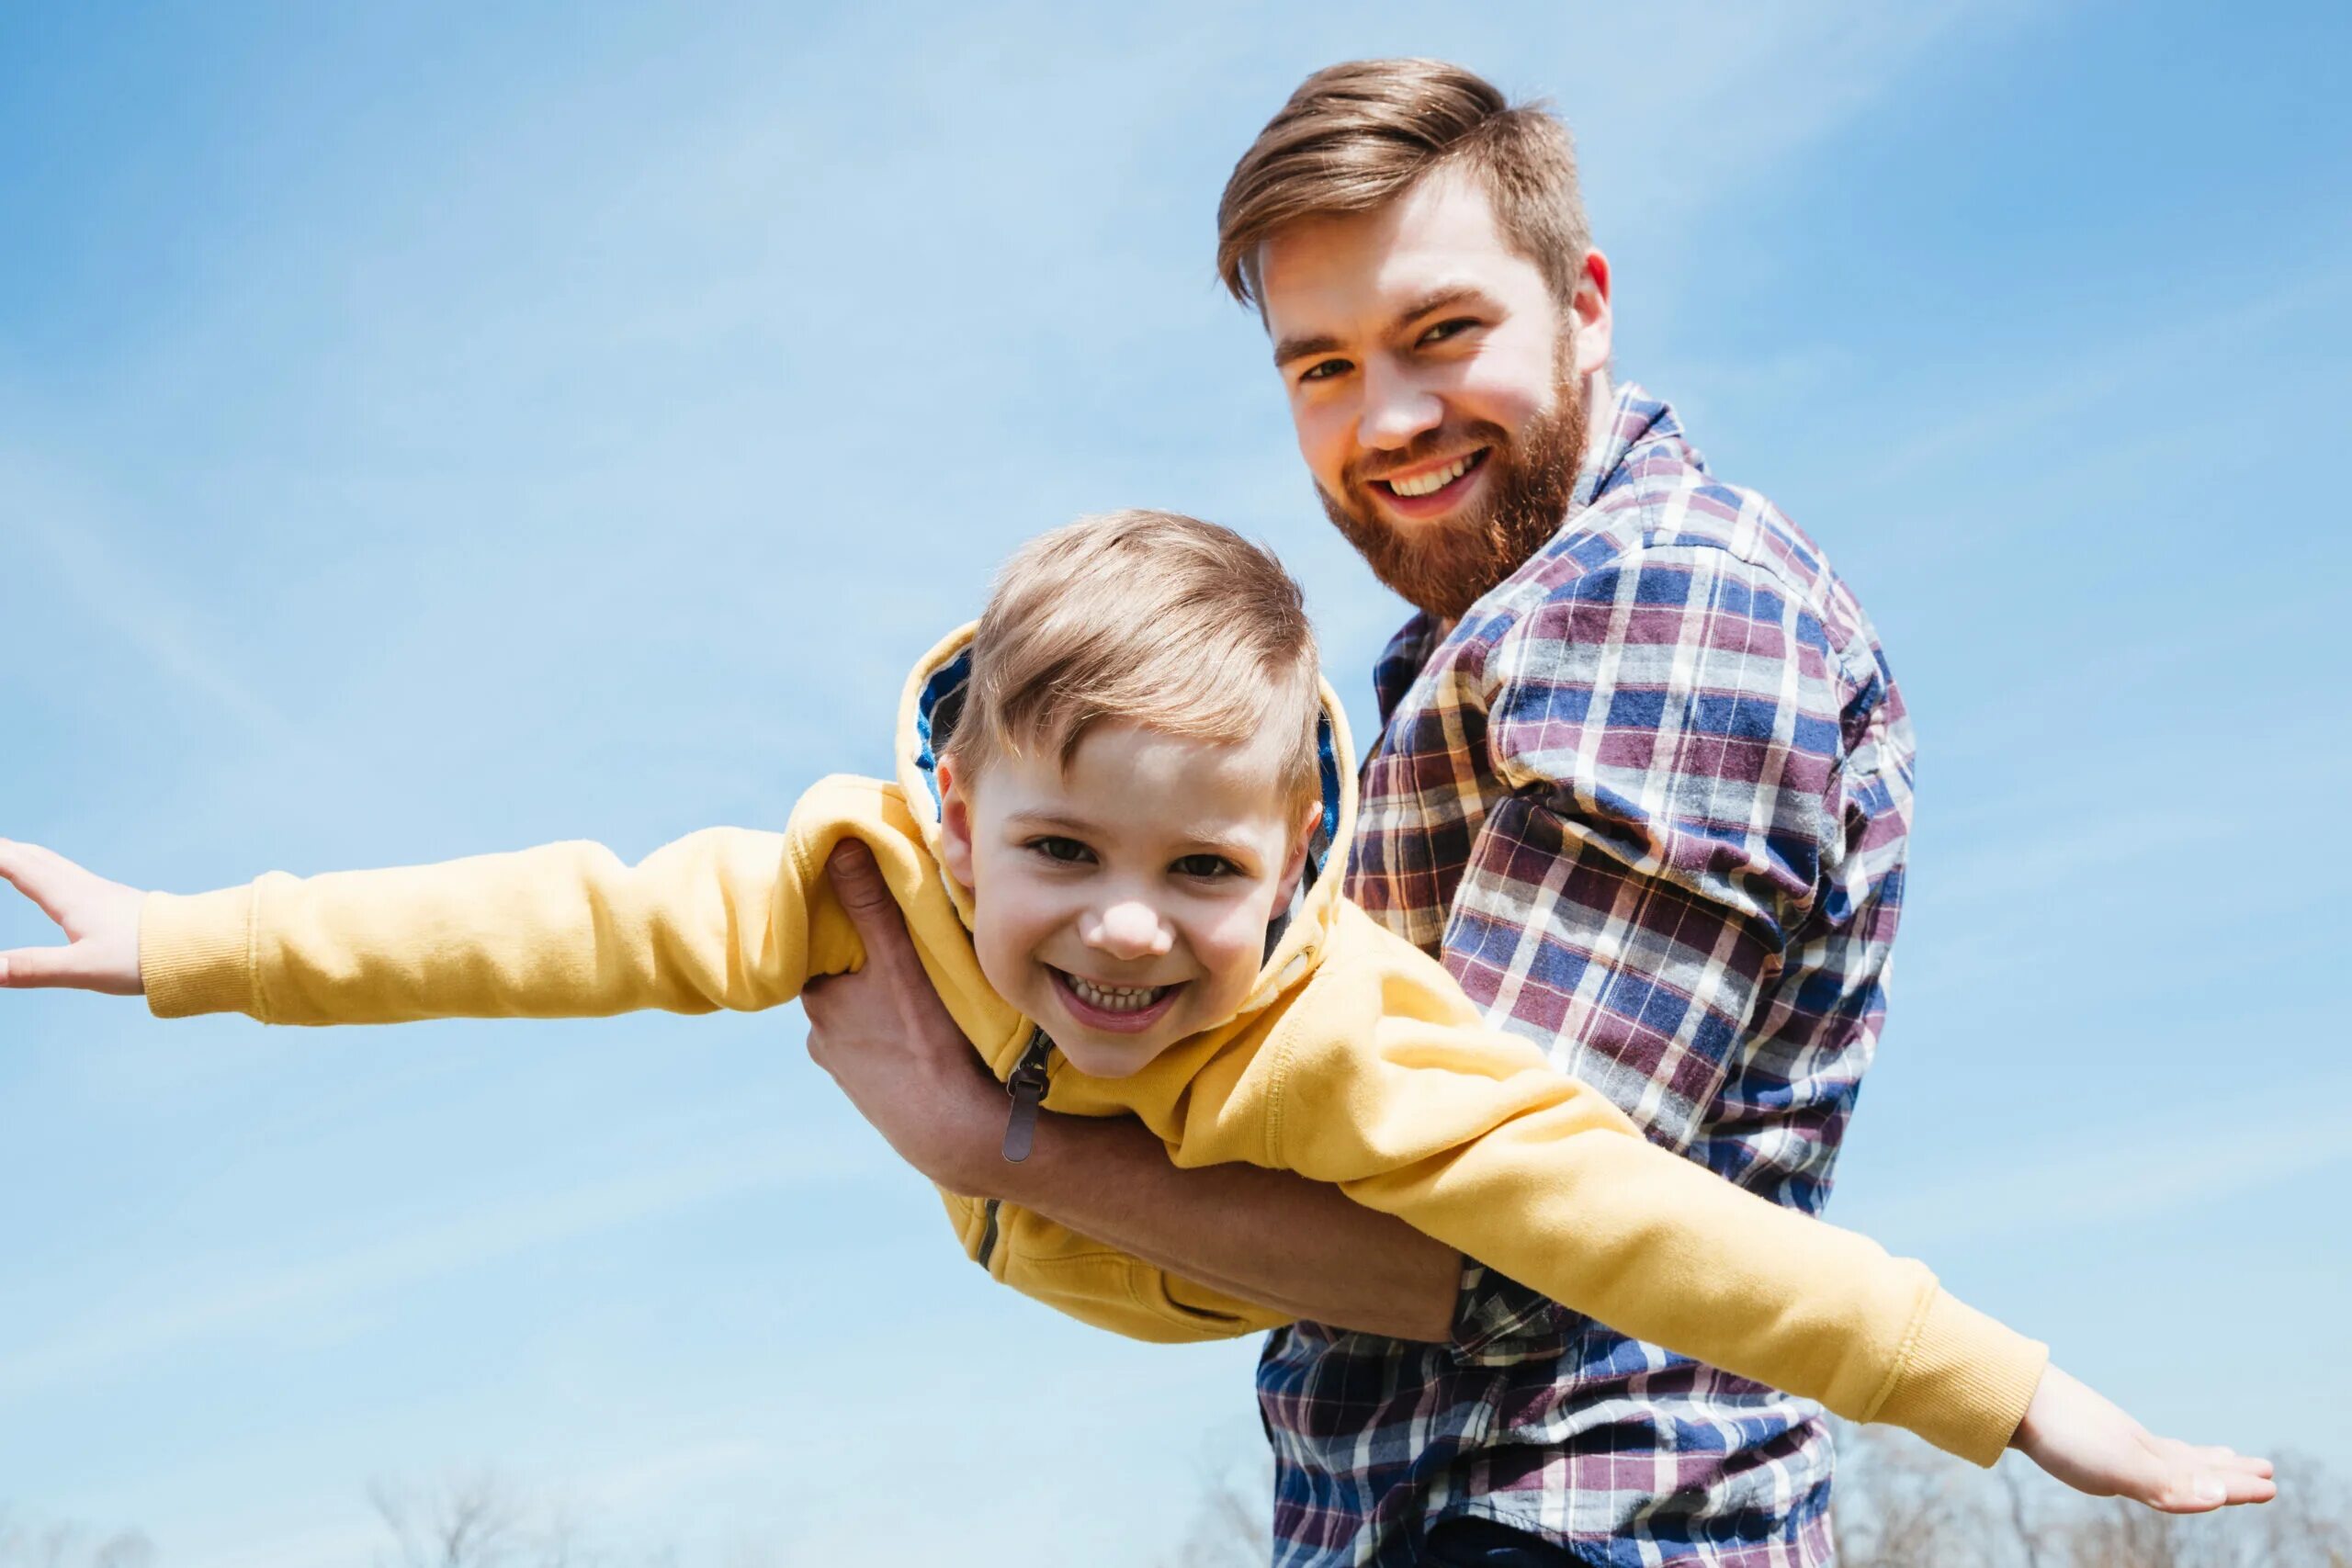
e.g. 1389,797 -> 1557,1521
1260,384 -> 1916,1567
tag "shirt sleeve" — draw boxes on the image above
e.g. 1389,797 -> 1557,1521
137,776 -> 919,1025
1453,543 -> 1848,1160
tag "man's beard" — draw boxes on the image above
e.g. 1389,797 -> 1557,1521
1318,362 -> 1589,624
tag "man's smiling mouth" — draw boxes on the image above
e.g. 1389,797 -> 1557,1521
1373,447 -> 1489,502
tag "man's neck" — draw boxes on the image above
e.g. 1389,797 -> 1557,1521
1581,368 -> 1615,458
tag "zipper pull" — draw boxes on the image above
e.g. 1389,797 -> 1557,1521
1001,1032 -> 1054,1163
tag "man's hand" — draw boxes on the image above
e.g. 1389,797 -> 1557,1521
801,840 -> 1006,1195
0,840 -> 145,996
2013,1363 -> 2276,1511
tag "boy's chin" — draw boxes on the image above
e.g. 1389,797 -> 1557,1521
1052,1032 -> 1169,1078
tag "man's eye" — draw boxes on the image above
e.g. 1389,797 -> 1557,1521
1171,853 -> 1242,879
1030,837 -> 1093,863
1418,318 -> 1477,346
1297,358 -> 1351,384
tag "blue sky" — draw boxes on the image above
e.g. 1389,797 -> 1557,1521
3,1 -> 2347,1561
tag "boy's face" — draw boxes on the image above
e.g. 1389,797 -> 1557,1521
938,722 -> 1311,1077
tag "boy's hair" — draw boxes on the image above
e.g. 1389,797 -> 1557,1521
944,511 -> 1322,817
1216,58 -> 1589,312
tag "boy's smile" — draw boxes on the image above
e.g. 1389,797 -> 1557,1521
938,721 -> 1311,1077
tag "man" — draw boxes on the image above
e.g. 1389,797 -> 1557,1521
806,61 -> 1906,1566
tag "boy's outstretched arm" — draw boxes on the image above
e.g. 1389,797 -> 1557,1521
0,804 -> 876,1024
0,840 -> 144,995
2013,1364 -> 2275,1511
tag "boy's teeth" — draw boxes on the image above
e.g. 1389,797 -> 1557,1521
1388,455 -> 1472,498
1065,974 -> 1166,1013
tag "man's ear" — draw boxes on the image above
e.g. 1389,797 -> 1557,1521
936,758 -> 978,893
1571,246 -> 1613,378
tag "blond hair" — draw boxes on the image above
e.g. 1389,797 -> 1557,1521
943,511 -> 1322,814
1216,58 -> 1589,311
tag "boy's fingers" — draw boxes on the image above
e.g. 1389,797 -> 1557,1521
0,840 -> 88,929
2143,1452 -> 2275,1513
1,945 -> 90,990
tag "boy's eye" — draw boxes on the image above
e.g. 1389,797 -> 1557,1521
1418,317 -> 1477,346
1171,853 -> 1243,879
1029,836 -> 1094,864
1296,357 -> 1351,385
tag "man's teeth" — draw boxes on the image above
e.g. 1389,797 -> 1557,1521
1065,974 -> 1168,1013
1387,455 -> 1474,498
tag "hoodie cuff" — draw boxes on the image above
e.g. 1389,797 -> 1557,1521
141,886 -> 260,1020
1871,1286 -> 2051,1468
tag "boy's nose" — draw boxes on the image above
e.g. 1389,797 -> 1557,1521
1084,898 -> 1173,962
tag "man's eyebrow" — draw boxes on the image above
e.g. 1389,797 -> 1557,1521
1390,284 -> 1495,332
1272,330 -> 1343,369
1271,285 -> 1499,368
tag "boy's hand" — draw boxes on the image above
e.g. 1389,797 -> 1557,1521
0,840 -> 147,996
2013,1363 -> 2275,1511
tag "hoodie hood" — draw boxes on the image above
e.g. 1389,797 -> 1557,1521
894,623 -> 1355,1019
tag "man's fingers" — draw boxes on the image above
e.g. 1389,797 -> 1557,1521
824,840 -> 893,913
823,841 -> 922,968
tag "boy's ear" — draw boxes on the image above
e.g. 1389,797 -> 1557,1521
936,758 -> 978,892
1274,802 -> 1320,904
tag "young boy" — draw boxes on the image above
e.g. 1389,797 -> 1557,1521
0,511 -> 2272,1513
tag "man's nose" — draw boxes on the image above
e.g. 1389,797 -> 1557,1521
1355,355 -> 1443,453
1084,897 -> 1173,962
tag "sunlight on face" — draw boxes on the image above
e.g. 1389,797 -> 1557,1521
1259,167 -> 1610,620
939,722 -> 1310,1077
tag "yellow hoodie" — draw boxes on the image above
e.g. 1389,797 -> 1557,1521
140,626 -> 2045,1466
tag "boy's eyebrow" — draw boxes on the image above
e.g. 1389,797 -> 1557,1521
1003,808 -> 1103,836
1003,809 -> 1267,863
1271,284 -> 1498,368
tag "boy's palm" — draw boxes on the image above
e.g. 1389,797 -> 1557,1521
2017,1364 -> 2276,1512
0,840 -> 145,995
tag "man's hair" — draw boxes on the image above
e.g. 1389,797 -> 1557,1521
1216,58 -> 1589,311
944,511 -> 1323,815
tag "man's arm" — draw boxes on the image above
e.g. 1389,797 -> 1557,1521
801,841 -> 1460,1343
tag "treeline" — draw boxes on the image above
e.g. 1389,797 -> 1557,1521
1154,1424 -> 2352,1568
7,1430 -> 2346,1566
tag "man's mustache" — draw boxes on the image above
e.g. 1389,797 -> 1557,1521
1350,422 -> 1510,486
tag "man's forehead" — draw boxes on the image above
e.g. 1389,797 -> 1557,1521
1257,167 -> 1532,330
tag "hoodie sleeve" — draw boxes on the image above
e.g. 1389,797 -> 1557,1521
1253,905 -> 2047,1469
140,775 -> 926,1025
937,1190 -> 1291,1343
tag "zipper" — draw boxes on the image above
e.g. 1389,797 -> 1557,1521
977,1199 -> 1001,1269
975,1027 -> 1055,1272
1000,1028 -> 1055,1163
